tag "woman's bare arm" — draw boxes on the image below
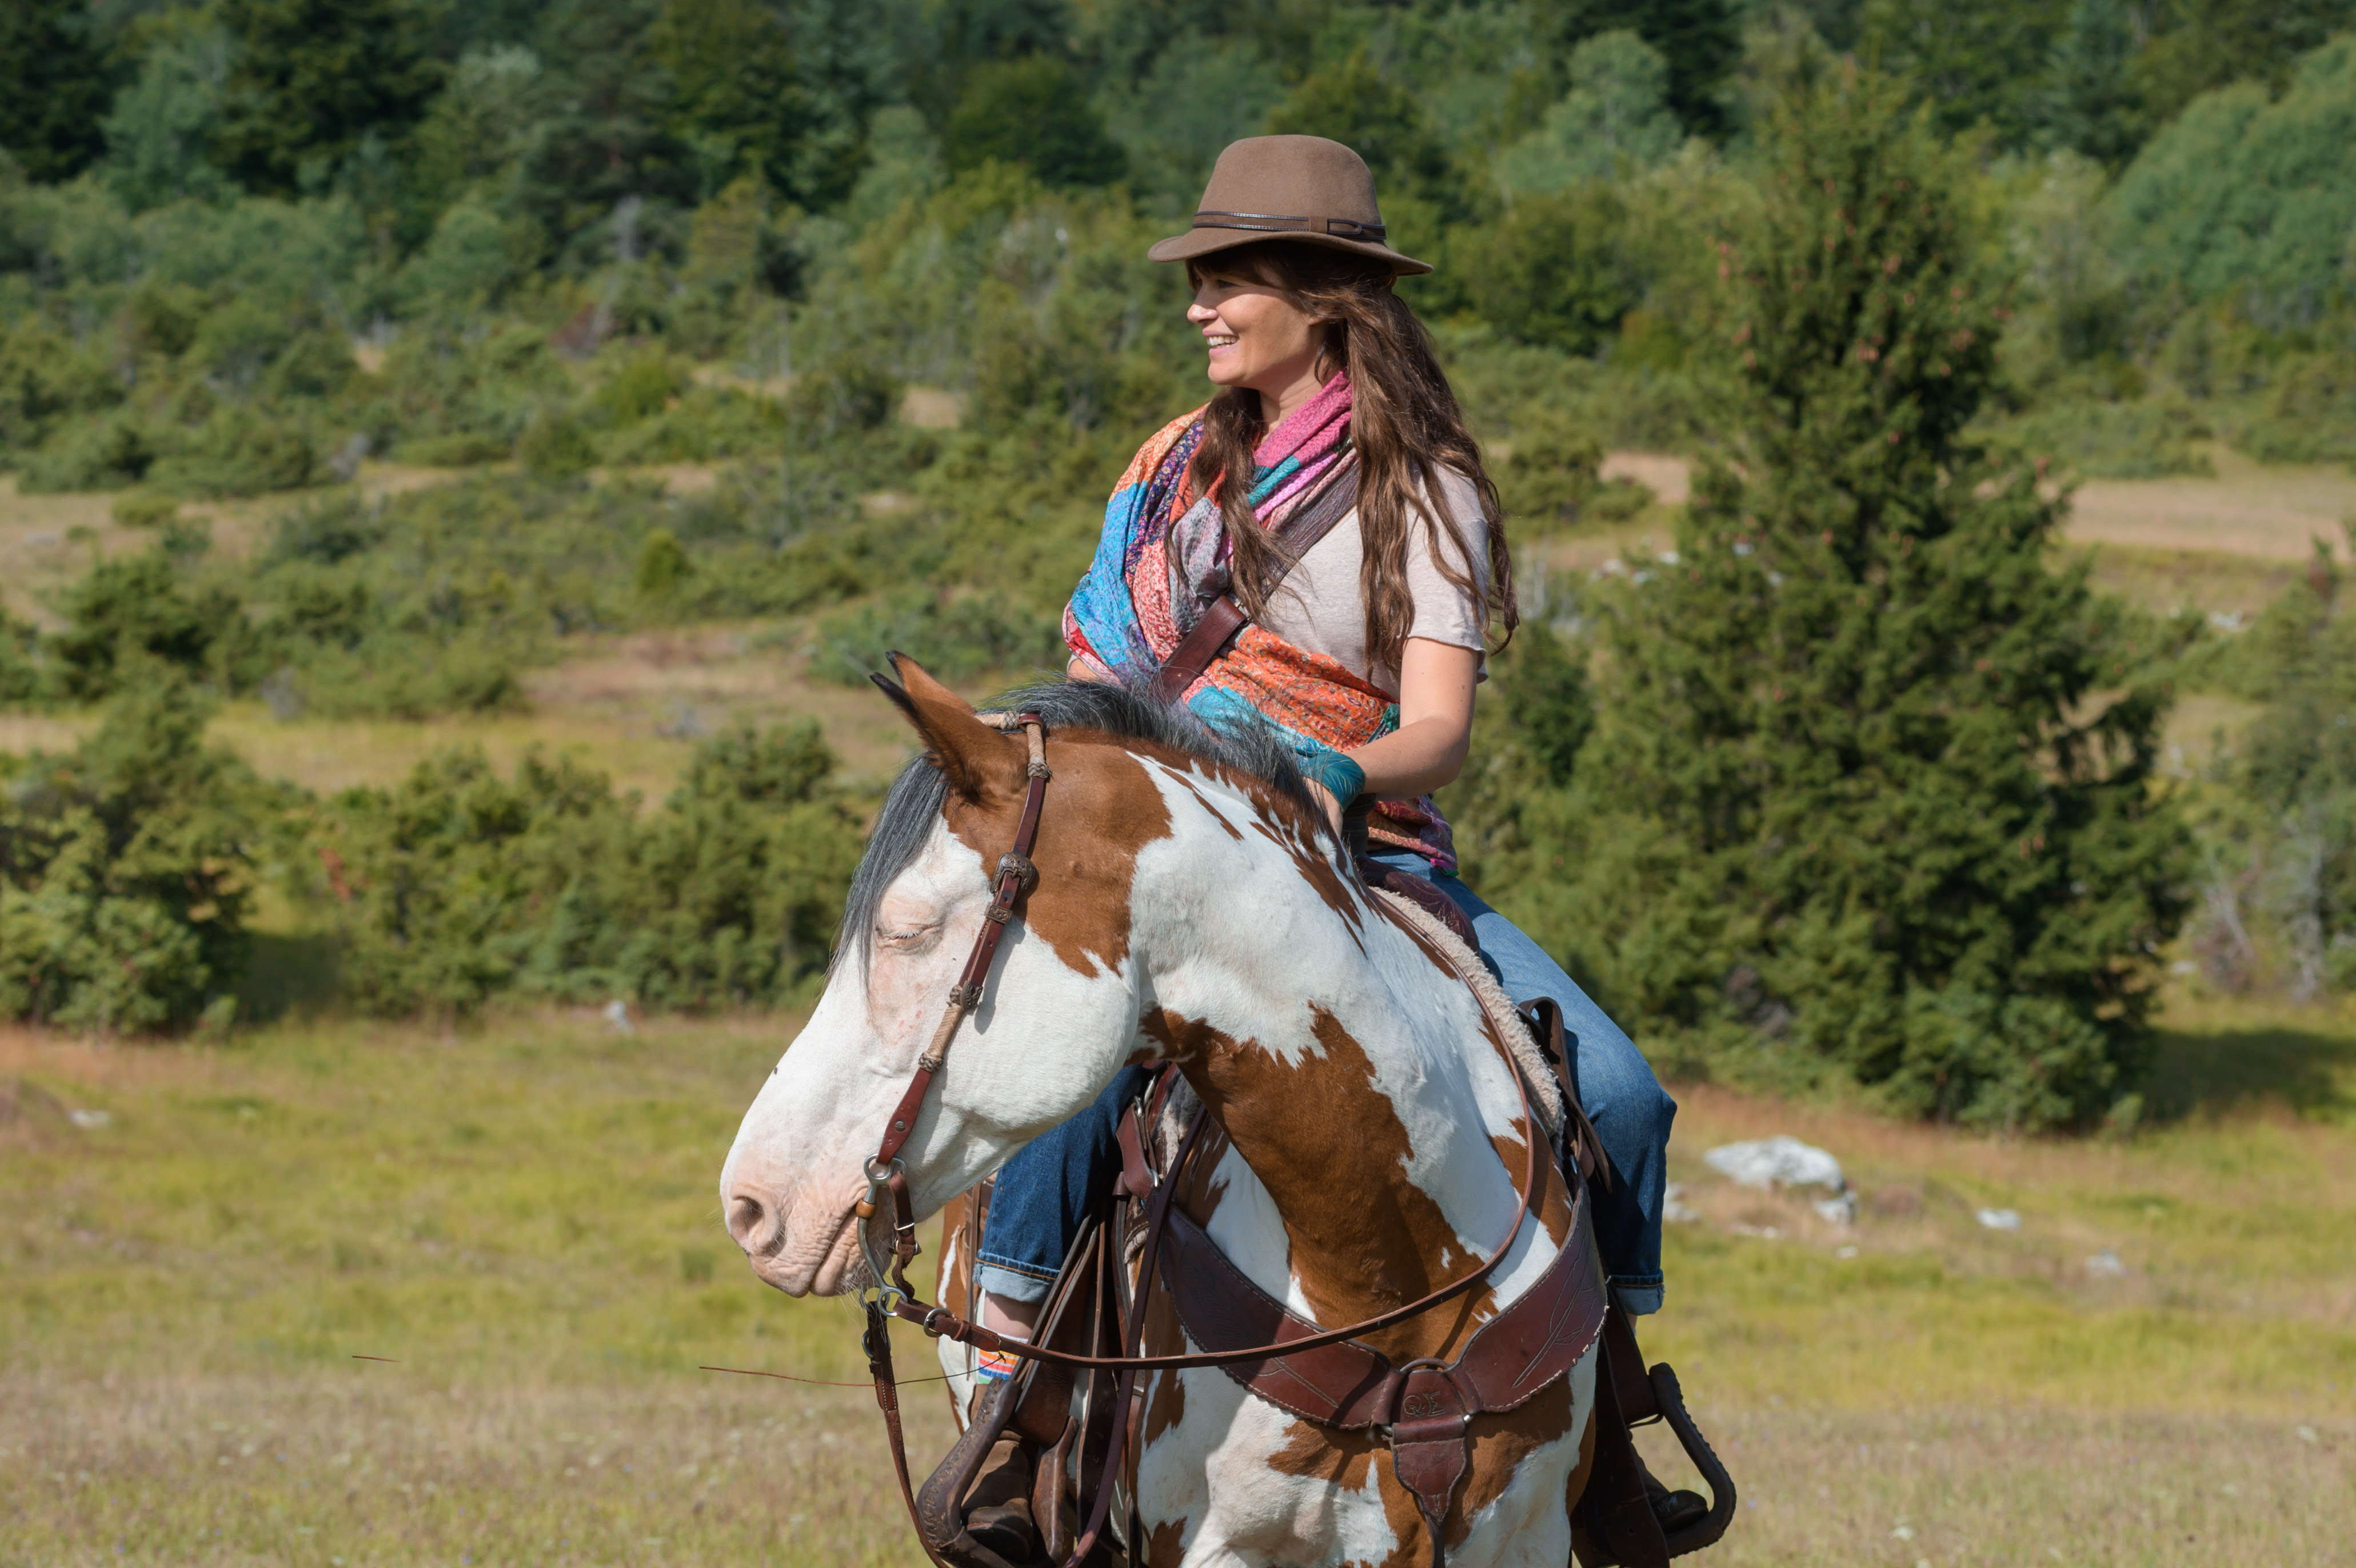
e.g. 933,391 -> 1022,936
1304,638 -> 1478,826
1355,638 -> 1478,794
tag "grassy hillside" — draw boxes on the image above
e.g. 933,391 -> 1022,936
3,997 -> 2350,1565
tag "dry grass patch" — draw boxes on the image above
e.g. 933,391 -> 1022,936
1,629 -> 991,802
1600,450 -> 1694,506
0,1371 -> 954,1567
1635,1405 -> 2351,1567
2069,449 -> 2356,562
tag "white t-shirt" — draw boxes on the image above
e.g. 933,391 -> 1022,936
1255,467 -> 1492,696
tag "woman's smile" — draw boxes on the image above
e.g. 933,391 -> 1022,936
1187,271 -> 1327,423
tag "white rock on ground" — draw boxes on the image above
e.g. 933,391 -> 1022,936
1703,1135 -> 1846,1193
1975,1207 -> 2022,1231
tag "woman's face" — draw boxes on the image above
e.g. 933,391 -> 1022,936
1187,267 -> 1324,401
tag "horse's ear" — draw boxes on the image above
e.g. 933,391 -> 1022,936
872,653 -> 1027,803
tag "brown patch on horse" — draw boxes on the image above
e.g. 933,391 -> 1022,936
1177,1005 -> 1508,1365
930,730 -> 1173,978
1265,1375 -> 1579,1564
1144,1518 -> 1188,1568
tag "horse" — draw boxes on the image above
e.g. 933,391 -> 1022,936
719,659 -> 1603,1566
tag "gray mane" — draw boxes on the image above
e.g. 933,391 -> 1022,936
833,675 -> 1317,974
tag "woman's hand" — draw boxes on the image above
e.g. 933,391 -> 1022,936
1304,778 -> 1344,833
1347,638 -> 1480,798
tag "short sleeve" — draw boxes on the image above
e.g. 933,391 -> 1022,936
1403,467 -> 1492,655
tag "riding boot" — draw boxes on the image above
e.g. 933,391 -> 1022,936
1640,1456 -> 1708,1534
964,1431 -> 1041,1563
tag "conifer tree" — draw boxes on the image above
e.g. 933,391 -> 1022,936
1554,66 -> 2188,1129
213,0 -> 444,195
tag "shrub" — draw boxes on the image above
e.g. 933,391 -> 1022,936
110,490 -> 182,529
0,607 -> 43,705
310,721 -> 864,1015
18,413 -> 157,492
51,552 -> 241,701
518,407 -> 596,479
0,678 -> 265,1031
808,590 -> 1067,686
1460,185 -> 1643,356
151,407 -> 321,497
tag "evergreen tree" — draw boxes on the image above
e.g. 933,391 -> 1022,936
2131,0 -> 2356,134
212,0 -> 445,194
1547,65 -> 2189,1129
525,0 -> 697,248
2038,0 -> 2142,167
944,57 -> 1125,188
1265,49 -> 1459,218
650,0 -> 805,198
97,14 -> 238,210
0,0 -> 116,182
1542,0 -> 1742,141
1856,0 -> 2067,149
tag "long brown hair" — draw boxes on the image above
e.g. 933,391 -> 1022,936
1185,241 -> 1515,675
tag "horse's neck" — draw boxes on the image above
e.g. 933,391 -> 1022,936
1132,772 -> 1553,1357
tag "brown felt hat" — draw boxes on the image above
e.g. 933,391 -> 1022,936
1147,135 -> 1431,276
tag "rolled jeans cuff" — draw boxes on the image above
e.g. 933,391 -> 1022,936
975,1258 -> 1058,1304
1612,1278 -> 1664,1316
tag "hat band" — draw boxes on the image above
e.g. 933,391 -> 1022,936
1191,210 -> 1388,243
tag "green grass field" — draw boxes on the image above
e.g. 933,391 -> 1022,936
4,996 -> 2351,1566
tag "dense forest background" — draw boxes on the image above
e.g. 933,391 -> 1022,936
2,0 -> 2354,1131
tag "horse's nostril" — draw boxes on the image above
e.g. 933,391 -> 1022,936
726,1193 -> 773,1253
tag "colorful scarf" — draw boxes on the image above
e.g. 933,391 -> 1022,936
1062,373 -> 1459,870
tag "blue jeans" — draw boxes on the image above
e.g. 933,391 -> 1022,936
976,854 -> 1674,1314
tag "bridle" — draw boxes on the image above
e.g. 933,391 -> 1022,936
852,710 -> 1555,1568
853,708 -> 1053,1299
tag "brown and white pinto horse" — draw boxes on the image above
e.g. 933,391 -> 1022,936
720,662 -> 1599,1565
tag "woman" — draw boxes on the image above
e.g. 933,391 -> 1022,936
959,135 -> 1684,1554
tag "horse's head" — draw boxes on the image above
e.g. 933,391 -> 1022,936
719,657 -> 1323,1296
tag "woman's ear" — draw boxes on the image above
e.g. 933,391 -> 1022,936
871,654 -> 1028,805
